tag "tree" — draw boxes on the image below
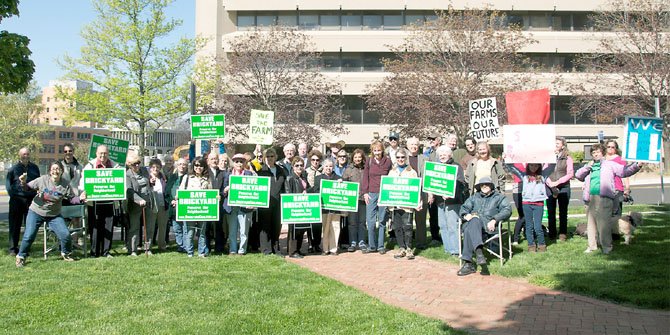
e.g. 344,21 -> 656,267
201,26 -> 344,146
0,82 -> 45,161
366,7 -> 537,140
59,0 -> 201,156
0,0 -> 35,93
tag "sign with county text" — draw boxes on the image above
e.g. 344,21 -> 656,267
177,190 -> 220,221
503,124 -> 556,164
422,161 -> 459,197
320,180 -> 359,212
191,114 -> 225,140
469,97 -> 501,141
88,135 -> 129,166
228,175 -> 270,208
249,109 -> 274,145
378,176 -> 421,208
281,194 -> 322,224
82,168 -> 126,201
623,116 -> 663,163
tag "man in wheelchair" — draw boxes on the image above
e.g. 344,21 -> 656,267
458,177 -> 512,276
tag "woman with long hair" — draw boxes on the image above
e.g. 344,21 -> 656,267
361,140 -> 392,254
342,148 -> 367,252
179,156 -> 212,257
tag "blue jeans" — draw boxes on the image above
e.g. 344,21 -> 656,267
437,203 -> 461,255
183,221 -> 208,256
523,204 -> 545,246
19,209 -> 72,258
228,208 -> 250,254
365,192 -> 387,250
171,218 -> 184,249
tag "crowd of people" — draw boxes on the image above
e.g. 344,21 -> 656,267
6,132 -> 644,275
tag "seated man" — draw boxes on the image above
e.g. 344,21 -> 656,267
458,177 -> 512,276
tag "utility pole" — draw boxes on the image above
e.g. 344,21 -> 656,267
656,96 -> 665,205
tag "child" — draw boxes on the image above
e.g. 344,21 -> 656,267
507,163 -> 549,252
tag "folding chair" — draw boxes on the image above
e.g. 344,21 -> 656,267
459,219 -> 513,266
44,204 -> 87,259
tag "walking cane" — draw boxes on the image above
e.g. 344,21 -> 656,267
142,206 -> 148,257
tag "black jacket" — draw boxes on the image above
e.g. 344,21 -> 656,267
257,164 -> 288,200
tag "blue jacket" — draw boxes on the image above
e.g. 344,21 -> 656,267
5,162 -> 39,199
459,190 -> 512,224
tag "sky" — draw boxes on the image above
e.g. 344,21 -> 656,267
1,0 -> 195,89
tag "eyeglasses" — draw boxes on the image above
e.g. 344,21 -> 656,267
131,162 -> 140,166
338,155 -> 347,158
427,137 -> 436,141
311,158 -> 321,161
293,164 -> 304,167
396,156 -> 406,159
233,160 -> 244,163
606,145 -> 616,149
64,150 -> 73,153
389,138 -> 398,141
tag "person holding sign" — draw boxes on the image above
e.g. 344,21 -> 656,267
361,140 -> 392,254
15,161 -> 83,267
388,148 -> 422,260
166,158 -> 189,253
125,154 -> 155,256
179,157 -> 213,257
506,163 -> 550,253
342,149 -> 368,252
256,148 -> 288,255
284,157 -> 313,259
575,144 -> 643,255
222,154 -> 255,255
80,145 -> 120,258
312,158 -> 342,255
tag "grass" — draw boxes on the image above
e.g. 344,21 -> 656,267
0,232 -> 461,335
416,204 -> 670,310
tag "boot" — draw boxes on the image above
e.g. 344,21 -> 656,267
457,262 -> 476,276
528,245 -> 537,253
537,244 -> 547,252
475,248 -> 487,265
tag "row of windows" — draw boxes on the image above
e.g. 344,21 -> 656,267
236,10 -> 595,32
39,131 -> 92,140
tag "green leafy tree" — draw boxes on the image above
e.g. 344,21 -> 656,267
0,0 -> 35,93
59,0 -> 201,156
0,82 -> 45,161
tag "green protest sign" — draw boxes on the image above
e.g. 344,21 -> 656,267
378,176 -> 421,208
177,190 -> 219,221
422,161 -> 458,197
228,175 -> 270,208
249,109 -> 274,145
82,168 -> 126,201
320,180 -> 359,212
88,135 -> 129,166
191,114 -> 225,140
281,194 -> 322,224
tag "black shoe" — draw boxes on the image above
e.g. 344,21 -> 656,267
457,262 -> 476,276
347,244 -> 356,252
475,248 -> 487,265
313,246 -> 323,254
289,252 -> 304,259
480,265 -> 490,276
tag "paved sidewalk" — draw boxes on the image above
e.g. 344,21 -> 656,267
288,252 -> 670,335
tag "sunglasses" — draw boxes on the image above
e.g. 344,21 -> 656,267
606,146 -> 616,149
338,155 -> 347,158
233,160 -> 245,163
389,138 -> 398,141
311,158 -> 321,161
193,164 -> 204,167
427,137 -> 436,141
294,164 -> 304,167
396,156 -> 406,159
64,150 -> 73,153
131,162 -> 140,166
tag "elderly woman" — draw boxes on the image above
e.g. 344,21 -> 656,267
361,139 -> 392,254
148,158 -> 168,251
312,158 -> 342,255
428,145 -> 468,256
388,148 -> 422,260
305,149 -> 323,189
15,161 -> 82,267
179,156 -> 212,257
218,152 -> 231,173
342,149 -> 367,252
576,144 -> 642,254
465,141 -> 505,195
284,156 -> 313,258
256,148 -> 287,255
126,153 -> 155,256
222,153 -> 255,255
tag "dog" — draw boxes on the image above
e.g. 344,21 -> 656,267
614,211 -> 643,245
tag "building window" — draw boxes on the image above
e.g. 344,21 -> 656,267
256,14 -> 276,27
59,131 -> 74,139
46,107 -> 50,113
319,13 -> 339,30
237,15 -> 255,29
77,132 -> 92,140
363,14 -> 382,30
40,144 -> 55,154
383,14 -> 403,30
277,14 -> 297,26
298,14 -> 318,30
342,13 -> 361,30
40,131 -> 56,140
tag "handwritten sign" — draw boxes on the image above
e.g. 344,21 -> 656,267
469,97 -> 501,141
623,116 -> 663,163
503,125 -> 556,164
249,109 -> 274,145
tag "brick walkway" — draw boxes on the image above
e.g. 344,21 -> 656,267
288,251 -> 670,335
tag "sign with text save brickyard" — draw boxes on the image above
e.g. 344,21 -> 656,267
82,168 -> 126,201
228,175 -> 270,208
177,190 -> 220,221
378,176 -> 421,208
281,194 -> 322,224
422,161 -> 458,197
191,114 -> 225,140
88,135 -> 129,166
320,180 -> 359,212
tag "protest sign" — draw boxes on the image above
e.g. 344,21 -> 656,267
469,97 -> 501,141
82,168 -> 126,201
422,161 -> 459,197
177,190 -> 220,221
378,176 -> 421,208
281,194 -> 322,224
249,109 -> 274,145
503,124 -> 556,164
505,88 -> 550,124
320,180 -> 359,212
191,114 -> 225,140
623,116 -> 663,163
228,175 -> 270,208
88,135 -> 129,166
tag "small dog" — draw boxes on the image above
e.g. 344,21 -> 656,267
614,211 -> 643,245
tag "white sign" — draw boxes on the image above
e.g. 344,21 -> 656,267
503,125 -> 556,164
249,109 -> 274,145
469,97 -> 501,141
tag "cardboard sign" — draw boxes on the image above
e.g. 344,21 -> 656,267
88,135 -> 129,166
623,116 -> 663,163
281,194 -> 322,224
422,161 -> 459,197
503,124 -> 556,164
177,190 -> 220,221
249,109 -> 274,145
469,97 -> 501,141
191,114 -> 225,140
227,175 -> 270,208
82,168 -> 126,201
378,176 -> 421,208
320,180 -> 359,212
505,89 -> 550,124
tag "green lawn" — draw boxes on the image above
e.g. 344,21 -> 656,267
0,248 -> 461,334
417,204 -> 670,310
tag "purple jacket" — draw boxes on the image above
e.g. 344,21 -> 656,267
575,160 -> 641,202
